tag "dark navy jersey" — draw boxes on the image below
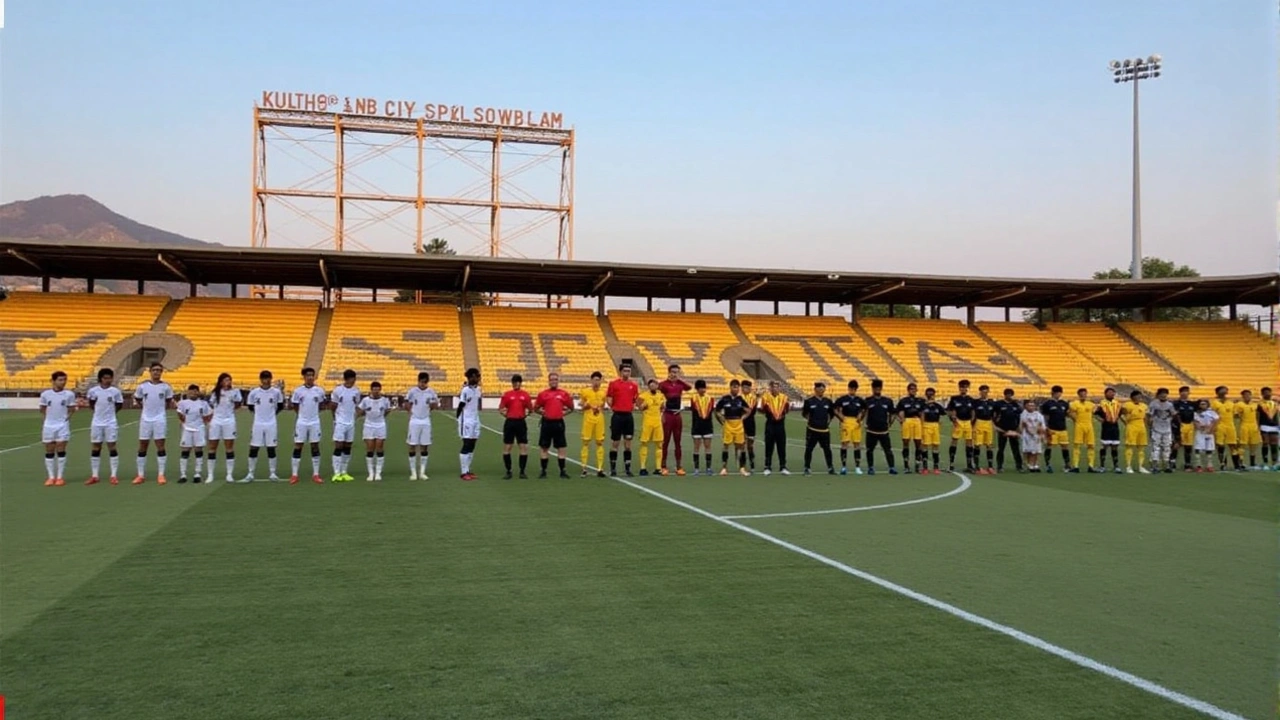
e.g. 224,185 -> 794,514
864,395 -> 897,433
834,394 -> 865,422
715,394 -> 750,420
973,398 -> 996,421
994,399 -> 1022,430
896,396 -> 924,418
802,396 -> 835,430
1172,399 -> 1197,424
922,401 -> 946,423
947,394 -> 975,421
1040,398 -> 1070,431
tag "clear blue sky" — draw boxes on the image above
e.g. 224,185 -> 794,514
2,0 -> 1276,283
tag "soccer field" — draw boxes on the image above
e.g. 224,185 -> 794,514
1,408 -> 1275,720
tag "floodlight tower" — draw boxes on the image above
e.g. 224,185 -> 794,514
1108,54 -> 1162,281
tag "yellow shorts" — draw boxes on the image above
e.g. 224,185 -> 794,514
640,420 -> 663,444
1215,423 -> 1238,446
973,420 -> 994,446
1073,424 -> 1095,447
840,418 -> 863,445
581,413 -> 605,442
1048,430 -> 1070,446
1180,424 -> 1195,447
922,422 -> 941,446
901,418 -> 923,441
952,421 -> 973,441
1124,424 -> 1148,447
722,419 -> 745,446
1239,425 -> 1262,446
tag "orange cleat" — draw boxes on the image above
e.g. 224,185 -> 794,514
659,468 -> 669,476
109,476 -> 119,485
53,478 -> 66,486
311,475 -> 324,484
157,475 -> 167,486
289,475 -> 300,485
85,476 -> 100,486
132,476 -> 145,485
44,478 -> 56,486
676,468 -> 686,476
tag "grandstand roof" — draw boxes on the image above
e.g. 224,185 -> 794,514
2,239 -> 1277,309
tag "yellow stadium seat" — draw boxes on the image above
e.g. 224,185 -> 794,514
320,302 -> 465,394
607,310 -> 741,395
163,298 -> 319,391
472,307 -> 613,388
1119,321 -> 1279,395
976,322 -> 1117,394
857,318 -> 1039,395
0,292 -> 169,390
736,314 -> 910,396
1044,323 -> 1183,392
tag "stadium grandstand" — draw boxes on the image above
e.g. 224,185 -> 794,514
0,239 -> 1275,400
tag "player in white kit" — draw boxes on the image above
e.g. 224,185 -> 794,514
329,369 -> 362,483
133,362 -> 174,485
290,367 -> 328,484
1193,399 -> 1220,472
457,367 -> 483,481
86,367 -> 125,484
176,384 -> 213,483
243,370 -> 286,482
206,372 -> 243,483
358,381 -> 393,481
403,372 -> 440,480
39,370 -> 78,486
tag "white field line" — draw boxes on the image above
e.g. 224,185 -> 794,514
0,421 -> 139,455
476,419 -> 1249,720
722,472 -> 972,520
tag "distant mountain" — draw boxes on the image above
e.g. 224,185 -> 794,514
0,194 -> 230,296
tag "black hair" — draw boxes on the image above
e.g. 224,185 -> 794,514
591,371 -> 603,380
667,364 -> 680,372
1051,385 -> 1063,394
958,379 -> 970,387
302,367 -> 316,377
188,384 -> 200,392
1003,388 -> 1014,396
978,384 -> 989,391
213,372 -> 232,407
512,374 -> 523,384
871,379 -> 884,389
51,370 -> 67,382
97,368 -> 114,381
1178,385 -> 1190,393
1130,390 -> 1141,399
730,379 -> 741,386
1077,388 -> 1088,394
1156,387 -> 1169,395
418,372 -> 430,383
371,381 -> 382,389
848,380 -> 859,389
343,369 -> 356,381
149,362 -> 164,370
694,379 -> 706,389
260,370 -> 273,380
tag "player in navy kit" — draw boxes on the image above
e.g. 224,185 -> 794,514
863,379 -> 897,475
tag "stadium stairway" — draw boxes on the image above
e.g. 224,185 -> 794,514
596,314 -> 656,382
150,298 -> 182,332
304,308 -> 334,373
458,308 -> 482,375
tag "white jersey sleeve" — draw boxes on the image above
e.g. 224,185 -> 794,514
40,389 -> 75,425
360,396 -> 391,424
332,386 -> 362,424
88,386 -> 124,425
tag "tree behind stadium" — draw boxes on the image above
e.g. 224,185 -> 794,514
1022,257 -> 1222,323
394,238 -> 491,306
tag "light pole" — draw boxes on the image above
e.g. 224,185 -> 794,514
1109,55 -> 1162,281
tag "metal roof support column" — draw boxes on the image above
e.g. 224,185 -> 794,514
966,306 -> 975,325
729,299 -> 737,319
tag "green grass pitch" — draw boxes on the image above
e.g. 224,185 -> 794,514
0,408 -> 1275,719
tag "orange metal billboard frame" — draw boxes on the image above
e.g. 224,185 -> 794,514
250,106 -> 575,305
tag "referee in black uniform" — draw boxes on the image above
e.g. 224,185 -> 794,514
801,382 -> 836,475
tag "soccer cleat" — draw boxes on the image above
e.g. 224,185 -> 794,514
559,471 -> 570,479
763,468 -> 772,476
659,468 -> 669,476
719,468 -> 728,476
740,467 -> 750,476
312,475 -> 324,484
132,476 -> 145,485
638,469 -> 649,477
580,468 -> 588,477
888,468 -> 899,476
157,475 -> 167,486
827,468 -> 836,475
86,476 -> 100,486
503,472 -> 513,480
675,468 -> 686,476
194,476 -> 203,484
367,475 -> 375,482
538,471 -> 548,479
409,471 -> 419,481
803,468 -> 811,476
780,468 -> 791,475
109,476 -> 119,485
867,467 -> 876,476
53,478 -> 66,486
839,467 -> 848,476
268,474 -> 280,482
855,467 -> 865,476
332,474 -> 344,483
237,476 -> 253,484
1125,468 -> 1135,474
519,472 -> 528,479
597,470 -> 606,478
179,477 -> 189,484
289,475 -> 300,485
45,478 -> 56,486
1163,467 -> 1173,474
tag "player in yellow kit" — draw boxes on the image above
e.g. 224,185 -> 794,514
1210,386 -> 1239,470
578,371 -> 608,476
1120,390 -> 1149,474
636,378 -> 665,475
1237,389 -> 1262,470
1068,387 -> 1097,473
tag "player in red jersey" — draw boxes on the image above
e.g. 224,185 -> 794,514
534,372 -> 575,478
498,374 -> 534,479
657,364 -> 693,476
605,363 -> 641,476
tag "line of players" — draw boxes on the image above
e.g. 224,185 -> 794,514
35,359 -> 1280,486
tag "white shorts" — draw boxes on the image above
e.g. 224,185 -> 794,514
294,422 -> 321,444
1194,434 -> 1216,452
458,418 -> 481,440
363,423 -> 387,441
208,419 -> 237,441
138,418 -> 167,441
407,419 -> 433,446
41,423 -> 71,444
333,421 -> 355,444
1151,430 -> 1172,446
1262,425 -> 1279,435
90,424 -> 119,444
251,423 -> 278,448
181,427 -> 207,447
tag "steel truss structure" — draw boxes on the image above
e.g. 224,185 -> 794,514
250,107 -> 574,305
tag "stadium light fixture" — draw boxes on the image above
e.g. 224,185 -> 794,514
1107,54 -> 1162,282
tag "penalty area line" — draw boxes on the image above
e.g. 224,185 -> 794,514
721,472 -> 972,520
470,420 -> 1245,719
